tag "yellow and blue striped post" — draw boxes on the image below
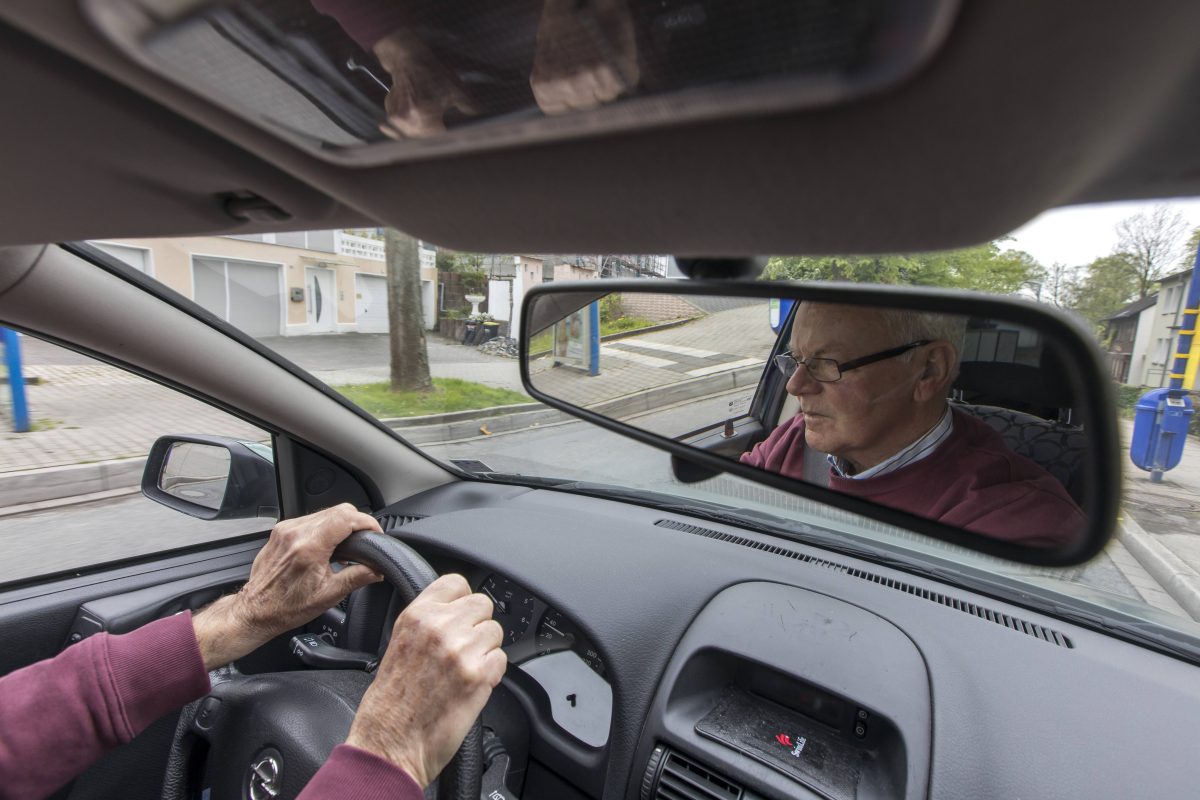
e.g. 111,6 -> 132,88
1145,244 -> 1200,481
2,328 -> 30,433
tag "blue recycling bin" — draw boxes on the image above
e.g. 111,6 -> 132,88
1130,388 -> 1194,474
769,298 -> 796,334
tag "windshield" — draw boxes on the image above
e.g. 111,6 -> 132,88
9,201 -> 1196,636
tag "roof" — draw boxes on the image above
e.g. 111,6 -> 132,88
1158,267 -> 1193,285
1103,293 -> 1159,321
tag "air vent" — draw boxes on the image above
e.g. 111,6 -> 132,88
655,519 -> 1073,648
376,513 -> 425,531
643,746 -> 742,800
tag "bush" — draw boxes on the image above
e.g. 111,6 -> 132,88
1114,383 -> 1144,413
599,294 -> 624,324
1115,381 -> 1200,437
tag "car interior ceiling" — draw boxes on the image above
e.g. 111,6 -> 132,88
0,2 -> 1196,252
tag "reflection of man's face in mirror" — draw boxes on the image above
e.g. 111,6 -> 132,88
744,302 -> 1085,549
787,303 -> 959,473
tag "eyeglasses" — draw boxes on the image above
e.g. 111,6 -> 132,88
774,340 -> 931,383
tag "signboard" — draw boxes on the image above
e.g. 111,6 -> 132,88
553,302 -> 600,376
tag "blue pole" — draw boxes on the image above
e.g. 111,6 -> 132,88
2,328 -> 30,433
588,301 -> 600,377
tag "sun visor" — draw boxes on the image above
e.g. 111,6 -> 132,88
83,0 -> 958,165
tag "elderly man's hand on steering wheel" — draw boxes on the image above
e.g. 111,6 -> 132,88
191,503 -> 385,670
347,574 -> 506,787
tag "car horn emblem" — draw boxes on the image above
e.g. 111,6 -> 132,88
247,748 -> 282,800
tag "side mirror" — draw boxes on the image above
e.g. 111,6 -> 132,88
142,435 -> 279,520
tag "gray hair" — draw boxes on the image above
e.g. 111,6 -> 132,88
874,308 -> 968,370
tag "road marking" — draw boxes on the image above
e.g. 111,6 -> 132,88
685,358 -> 764,377
613,340 -> 721,359
599,346 -> 676,368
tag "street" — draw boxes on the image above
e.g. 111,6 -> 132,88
0,387 -> 1164,609
4,320 -> 1198,622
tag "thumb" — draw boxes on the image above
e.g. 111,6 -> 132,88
335,563 -> 385,596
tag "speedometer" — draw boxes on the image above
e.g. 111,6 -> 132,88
480,574 -> 536,646
536,609 -> 606,677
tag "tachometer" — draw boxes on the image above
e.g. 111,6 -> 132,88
536,609 -> 606,677
480,574 -> 536,646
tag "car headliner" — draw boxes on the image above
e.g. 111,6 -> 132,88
0,1 -> 1198,253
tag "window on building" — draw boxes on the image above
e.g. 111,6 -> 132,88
1153,337 -> 1171,364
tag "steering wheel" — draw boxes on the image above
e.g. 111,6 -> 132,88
162,531 -> 483,800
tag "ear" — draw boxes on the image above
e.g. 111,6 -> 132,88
912,341 -> 956,401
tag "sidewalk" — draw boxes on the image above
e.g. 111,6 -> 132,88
0,333 -> 523,508
528,303 -> 773,408
1117,418 -> 1200,619
0,315 -> 766,509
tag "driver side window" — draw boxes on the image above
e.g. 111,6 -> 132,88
0,332 -> 277,585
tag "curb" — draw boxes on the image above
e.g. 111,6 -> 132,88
0,457 -> 147,509
0,361 -> 765,509
1118,515 -> 1200,621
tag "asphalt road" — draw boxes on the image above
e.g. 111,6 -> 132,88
0,387 -> 1148,608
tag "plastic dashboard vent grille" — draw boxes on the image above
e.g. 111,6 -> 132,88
654,519 -> 1074,649
652,749 -> 742,800
375,513 -> 425,531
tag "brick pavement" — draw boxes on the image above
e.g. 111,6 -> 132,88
528,303 -> 774,410
0,332 -> 517,475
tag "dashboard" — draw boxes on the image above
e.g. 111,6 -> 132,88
39,478 -> 1199,800
478,572 -> 613,749
361,480 -> 1200,800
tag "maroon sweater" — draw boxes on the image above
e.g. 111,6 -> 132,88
741,409 -> 1084,548
0,613 -> 422,800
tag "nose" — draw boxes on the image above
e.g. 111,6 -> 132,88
785,362 -> 821,396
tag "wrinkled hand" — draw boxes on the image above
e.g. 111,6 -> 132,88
373,31 -> 478,138
531,0 -> 639,114
192,504 -> 384,669
346,574 -> 506,788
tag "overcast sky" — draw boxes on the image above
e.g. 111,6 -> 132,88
1003,197 -> 1200,268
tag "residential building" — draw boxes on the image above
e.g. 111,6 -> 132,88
1142,268 -> 1199,388
1101,294 -> 1157,384
89,231 -> 438,337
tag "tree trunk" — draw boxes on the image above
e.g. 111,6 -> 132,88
385,228 -> 433,393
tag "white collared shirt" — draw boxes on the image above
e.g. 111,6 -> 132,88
828,406 -> 954,480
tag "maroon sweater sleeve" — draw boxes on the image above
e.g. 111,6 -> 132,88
0,612 -> 210,800
740,413 -> 808,478
299,745 -> 425,800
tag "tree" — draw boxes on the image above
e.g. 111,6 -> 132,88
1067,253 -> 1139,327
1035,262 -> 1081,309
1115,204 -> 1188,298
1181,225 -> 1200,269
761,241 -> 1043,295
385,228 -> 433,393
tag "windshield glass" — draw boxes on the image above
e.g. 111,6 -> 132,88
27,199 -> 1197,635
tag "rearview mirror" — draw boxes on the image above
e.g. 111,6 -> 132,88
142,435 -> 279,520
520,282 -> 1119,566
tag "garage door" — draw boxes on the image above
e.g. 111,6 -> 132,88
355,273 -> 389,333
193,257 -> 283,338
